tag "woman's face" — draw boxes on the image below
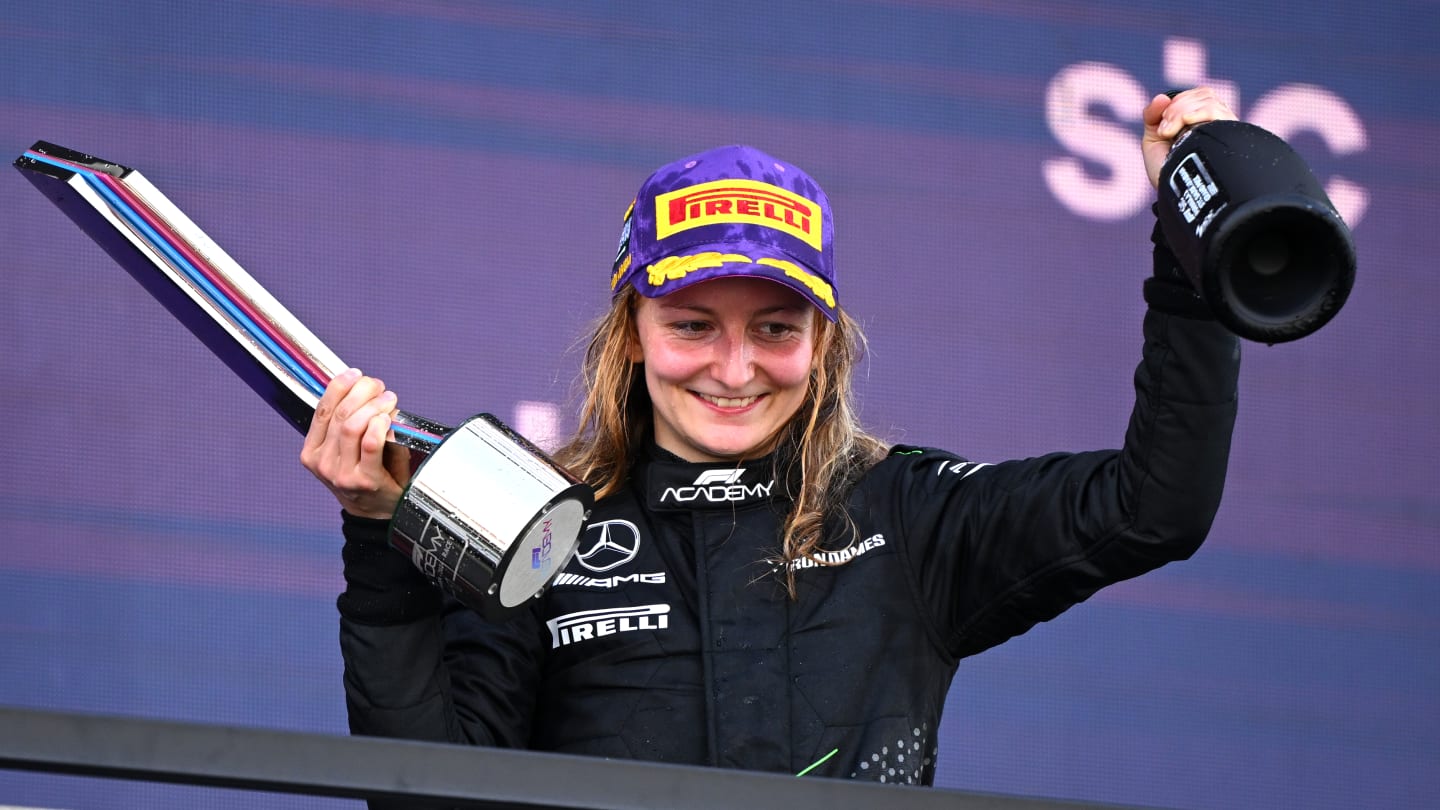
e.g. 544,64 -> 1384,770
631,276 -> 818,463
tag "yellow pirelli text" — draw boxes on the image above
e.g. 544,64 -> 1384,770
654,179 -> 822,250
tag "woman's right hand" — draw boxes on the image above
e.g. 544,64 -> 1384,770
300,368 -> 412,520
1141,86 -> 1238,190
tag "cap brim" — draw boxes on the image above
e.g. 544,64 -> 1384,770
627,248 -> 838,321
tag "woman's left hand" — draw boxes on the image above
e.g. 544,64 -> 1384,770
1142,86 -> 1239,190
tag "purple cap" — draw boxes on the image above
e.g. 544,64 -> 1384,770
609,145 -> 837,320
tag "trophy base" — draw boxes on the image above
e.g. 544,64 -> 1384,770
389,414 -> 593,620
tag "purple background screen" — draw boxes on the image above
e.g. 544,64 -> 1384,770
1,2 -> 1436,808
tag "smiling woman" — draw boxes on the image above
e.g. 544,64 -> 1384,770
630,277 -> 817,464
302,113 -> 1243,801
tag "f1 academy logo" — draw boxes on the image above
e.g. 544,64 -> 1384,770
660,468 -> 775,504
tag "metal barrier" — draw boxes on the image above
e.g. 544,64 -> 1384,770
0,706 -> 1129,809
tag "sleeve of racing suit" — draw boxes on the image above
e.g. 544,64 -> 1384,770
890,231 -> 1241,661
337,511 -> 546,748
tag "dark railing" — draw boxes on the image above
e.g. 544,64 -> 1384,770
0,706 -> 1131,809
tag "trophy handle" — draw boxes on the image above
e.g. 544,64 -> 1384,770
389,410 -> 451,453
14,141 -> 592,617
14,142 -> 456,452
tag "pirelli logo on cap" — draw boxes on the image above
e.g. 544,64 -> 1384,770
655,179 -> 822,250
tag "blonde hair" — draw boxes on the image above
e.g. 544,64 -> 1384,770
552,286 -> 889,597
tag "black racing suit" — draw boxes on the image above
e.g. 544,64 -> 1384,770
336,246 -> 1240,787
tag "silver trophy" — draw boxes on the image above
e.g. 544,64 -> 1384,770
14,141 -> 592,620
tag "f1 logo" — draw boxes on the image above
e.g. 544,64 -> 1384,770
692,468 -> 745,486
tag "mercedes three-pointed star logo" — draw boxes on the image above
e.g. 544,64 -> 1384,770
574,519 -> 641,573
